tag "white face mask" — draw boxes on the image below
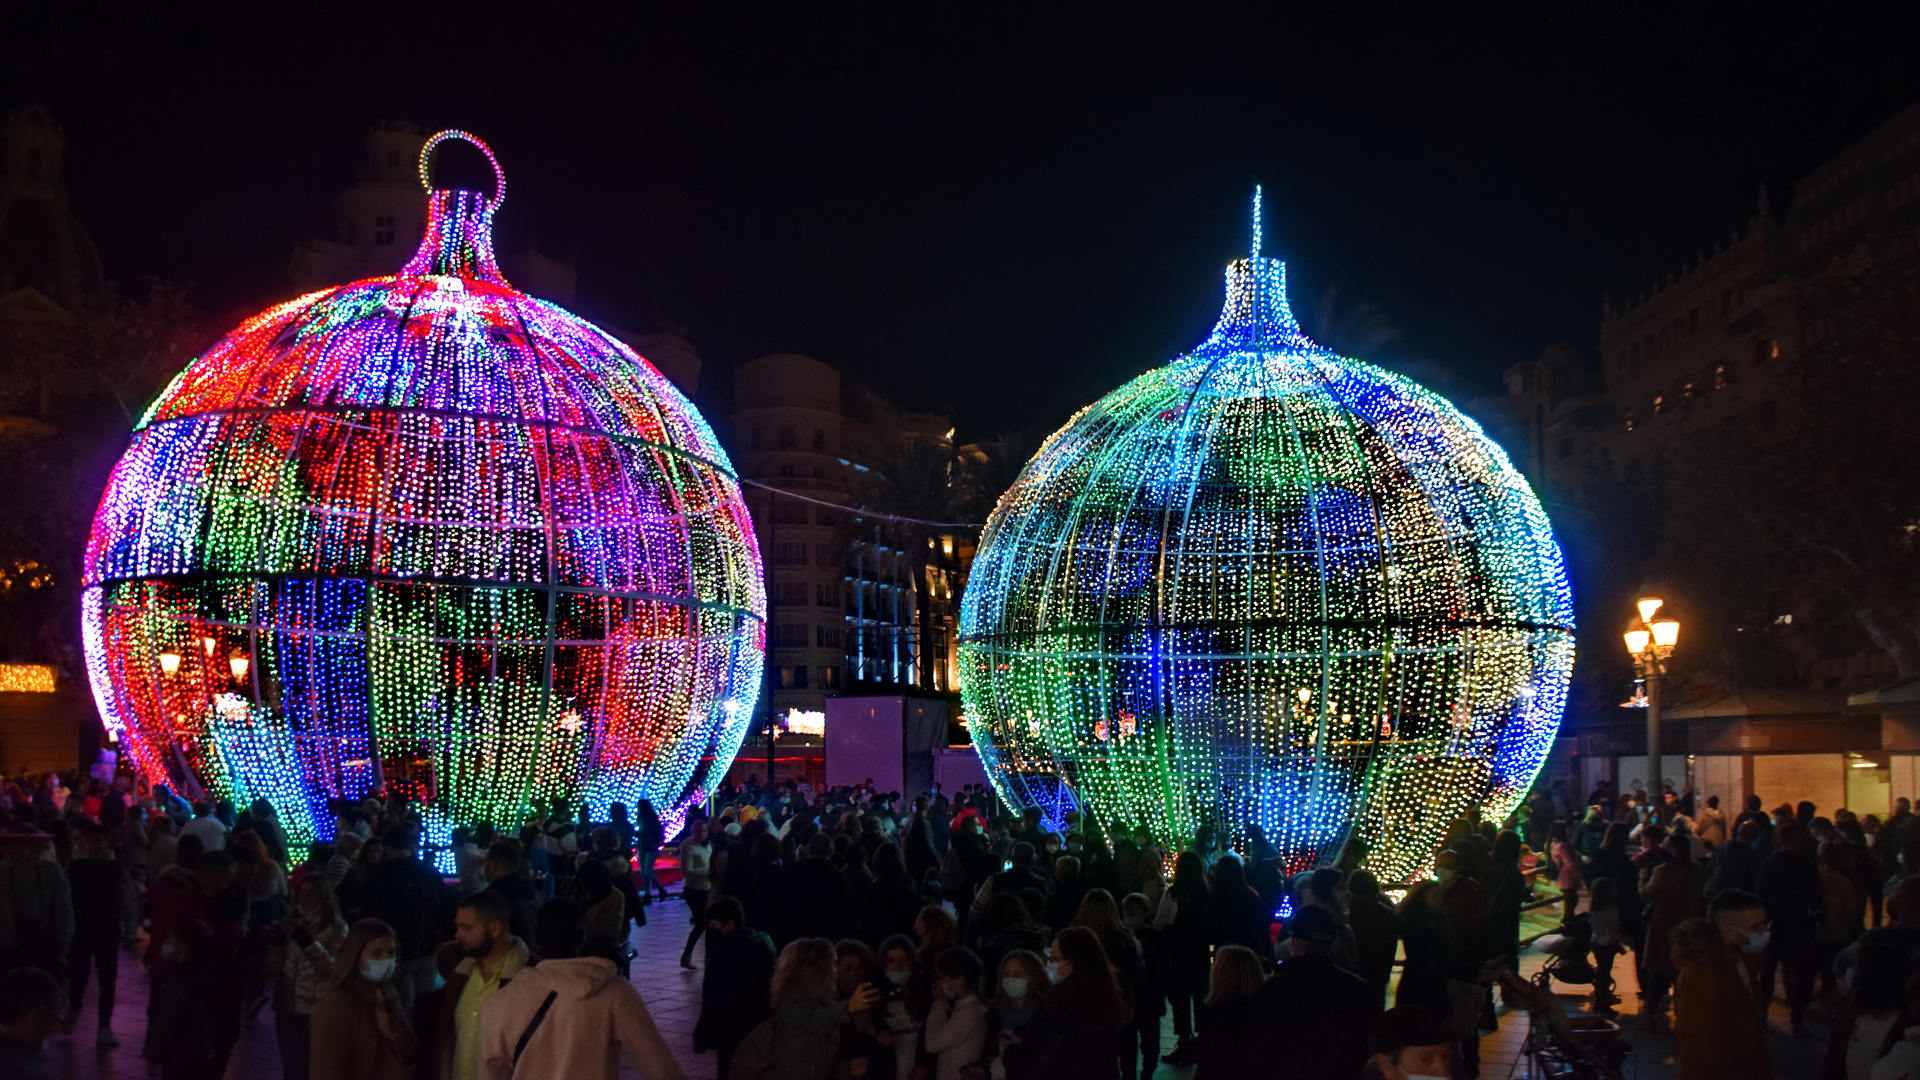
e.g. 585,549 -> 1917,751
1740,931 -> 1770,955
1045,961 -> 1062,983
1436,868 -> 1457,885
1000,976 -> 1028,999
361,956 -> 397,982
886,969 -> 910,985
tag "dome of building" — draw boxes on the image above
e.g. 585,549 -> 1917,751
958,191 -> 1573,884
82,132 -> 765,844
0,108 -> 108,312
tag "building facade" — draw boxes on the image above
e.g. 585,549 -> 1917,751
1478,100 -> 1920,812
729,354 -> 968,727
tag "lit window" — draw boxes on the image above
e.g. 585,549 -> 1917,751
1714,365 -> 1729,389
1624,412 -> 1637,432
1652,395 -> 1664,414
813,429 -> 826,450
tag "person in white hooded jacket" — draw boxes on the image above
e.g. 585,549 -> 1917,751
924,947 -> 989,1080
478,898 -> 683,1080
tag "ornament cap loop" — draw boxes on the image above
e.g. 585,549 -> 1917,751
418,129 -> 506,214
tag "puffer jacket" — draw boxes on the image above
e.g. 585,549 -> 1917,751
280,914 -> 348,1016
477,956 -> 682,1080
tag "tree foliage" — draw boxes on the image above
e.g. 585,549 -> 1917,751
0,283 -> 216,666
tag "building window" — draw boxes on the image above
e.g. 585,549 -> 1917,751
812,467 -> 825,479
773,582 -> 809,607
1558,437 -> 1574,460
1651,394 -> 1664,415
815,544 -> 835,568
1624,412 -> 1637,432
779,465 -> 795,478
821,666 -> 841,690
1681,380 -> 1696,402
1753,338 -> 1778,364
772,624 -> 809,648
775,542 -> 809,566
816,626 -> 842,648
773,501 -> 808,524
374,215 -> 396,246
751,427 -> 762,450
1714,364 -> 1730,389
777,426 -> 797,449
817,583 -> 840,607
813,429 -> 827,450
1757,400 -> 1779,431
817,509 -> 836,527
779,665 -> 809,689
387,149 -> 400,168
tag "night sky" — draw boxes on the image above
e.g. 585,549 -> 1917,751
5,3 -> 1915,439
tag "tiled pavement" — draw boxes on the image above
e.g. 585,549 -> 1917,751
38,892 -> 1826,1079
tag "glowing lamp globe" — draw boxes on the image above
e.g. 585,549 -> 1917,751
81,132 -> 765,845
958,191 -> 1573,884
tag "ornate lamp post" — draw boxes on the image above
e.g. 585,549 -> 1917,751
1624,597 -> 1681,810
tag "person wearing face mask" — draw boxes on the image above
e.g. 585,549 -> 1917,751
309,918 -> 415,1080
874,936 -> 929,1080
923,948 -> 988,1080
276,875 -> 349,1080
988,949 -> 1050,1067
1671,890 -> 1770,1079
1002,928 -> 1127,1080
1364,1005 -> 1455,1080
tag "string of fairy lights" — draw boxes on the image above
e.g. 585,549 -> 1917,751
958,189 -> 1574,885
81,131 -> 765,847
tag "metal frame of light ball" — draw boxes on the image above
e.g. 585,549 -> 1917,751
958,191 -> 1574,886
80,131 -> 766,852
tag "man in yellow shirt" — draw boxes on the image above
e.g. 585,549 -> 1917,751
437,892 -> 530,1080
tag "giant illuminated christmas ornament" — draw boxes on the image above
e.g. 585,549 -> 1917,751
82,131 -> 765,846
959,190 -> 1573,884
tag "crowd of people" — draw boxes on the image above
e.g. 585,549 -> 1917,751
12,763 -> 1920,1079
0,770 -> 678,1080
1524,779 -> 1920,1079
683,778 -> 1486,1080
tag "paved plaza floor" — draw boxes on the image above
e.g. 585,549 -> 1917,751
35,891 -> 1825,1080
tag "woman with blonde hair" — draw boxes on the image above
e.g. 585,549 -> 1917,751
1190,945 -> 1263,1079
734,937 -> 879,1080
309,918 -> 413,1080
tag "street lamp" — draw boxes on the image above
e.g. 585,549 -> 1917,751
228,649 -> 251,683
1624,596 -> 1680,812
157,651 -> 182,676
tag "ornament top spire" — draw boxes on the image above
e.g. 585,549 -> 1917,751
1196,185 -> 1313,355
401,129 -> 509,285
1251,184 -> 1262,258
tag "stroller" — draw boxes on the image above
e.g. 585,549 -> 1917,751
1531,912 -> 1597,994
1497,966 -> 1629,1080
